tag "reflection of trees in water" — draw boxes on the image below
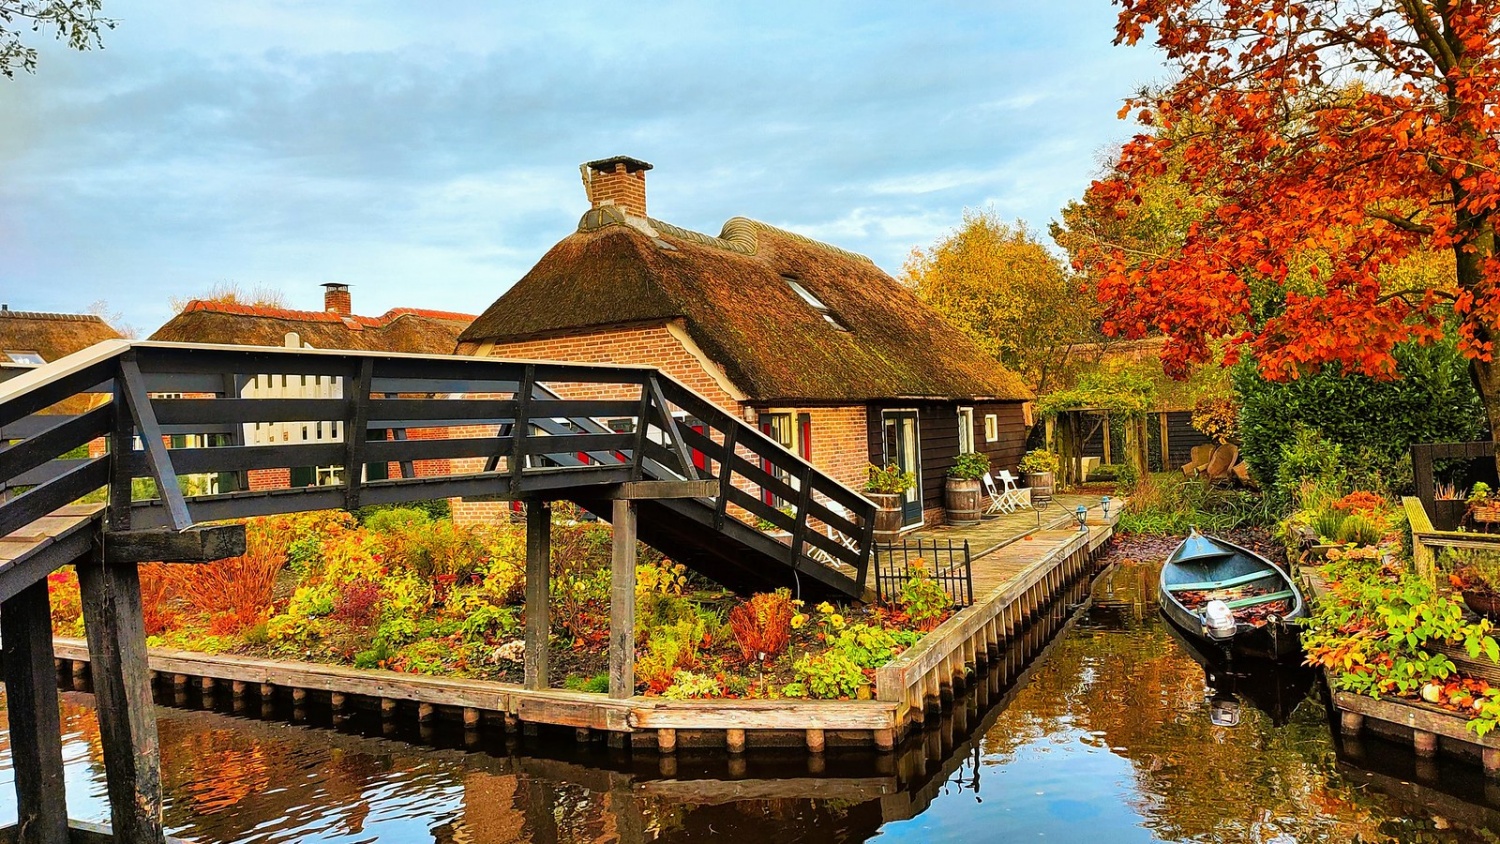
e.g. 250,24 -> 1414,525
977,559 -> 1436,843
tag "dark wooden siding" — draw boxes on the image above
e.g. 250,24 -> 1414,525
866,400 -> 1029,514
1165,411 -> 1213,469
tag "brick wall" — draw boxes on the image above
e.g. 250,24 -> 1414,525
585,161 -> 648,218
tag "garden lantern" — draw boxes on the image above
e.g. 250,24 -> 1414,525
1100,496 -> 1111,519
1075,505 -> 1088,532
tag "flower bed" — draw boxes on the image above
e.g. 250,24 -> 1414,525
47,505 -> 949,701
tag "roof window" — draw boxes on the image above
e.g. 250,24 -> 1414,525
3,350 -> 44,365
784,277 -> 847,331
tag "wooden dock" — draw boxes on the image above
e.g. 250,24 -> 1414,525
47,503 -> 1120,757
1302,565 -> 1500,778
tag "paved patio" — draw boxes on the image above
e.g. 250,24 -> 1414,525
909,492 -> 1103,557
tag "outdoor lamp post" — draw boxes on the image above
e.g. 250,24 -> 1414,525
1075,505 -> 1088,532
1100,496 -> 1111,519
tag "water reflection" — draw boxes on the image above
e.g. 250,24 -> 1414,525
3,550 -> 1499,842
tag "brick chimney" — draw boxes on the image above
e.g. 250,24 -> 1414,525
322,283 -> 351,315
581,156 -> 652,218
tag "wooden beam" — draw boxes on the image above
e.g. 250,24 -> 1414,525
508,365 -> 535,498
714,425 -> 737,531
524,500 -> 550,692
647,376 -> 698,479
2,579 -> 69,844
593,480 -> 718,500
102,524 -> 247,565
78,557 -> 165,843
119,358 -> 191,532
342,358 -> 373,510
609,499 -> 637,699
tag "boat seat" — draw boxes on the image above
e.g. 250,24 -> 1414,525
1166,571 -> 1277,592
1220,590 -> 1295,610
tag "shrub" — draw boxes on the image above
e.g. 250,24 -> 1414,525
1273,428 -> 1347,510
1191,395 -> 1239,444
563,673 -> 611,694
663,670 -> 723,700
635,617 -> 710,694
1334,514 -> 1383,547
1235,338 -> 1484,496
866,463 -> 916,494
1018,449 -> 1060,475
897,564 -> 952,631
792,649 -> 869,699
330,579 -> 383,628
728,589 -> 794,662
948,452 -> 990,480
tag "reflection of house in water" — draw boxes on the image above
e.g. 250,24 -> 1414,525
148,285 -> 476,494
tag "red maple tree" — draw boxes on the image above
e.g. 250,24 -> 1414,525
1094,2 -> 1500,429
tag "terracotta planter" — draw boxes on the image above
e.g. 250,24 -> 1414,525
867,491 -> 904,545
944,477 -> 982,526
1027,471 -> 1054,505
1462,586 -> 1500,622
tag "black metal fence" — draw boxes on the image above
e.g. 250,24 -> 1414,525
872,538 -> 973,608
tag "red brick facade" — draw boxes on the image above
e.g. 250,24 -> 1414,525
583,159 -> 649,218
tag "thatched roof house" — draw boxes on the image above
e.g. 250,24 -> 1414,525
0,306 -> 124,382
456,157 -> 1031,530
461,212 -> 1028,404
150,284 -> 474,355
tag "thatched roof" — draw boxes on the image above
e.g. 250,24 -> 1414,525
0,308 -> 124,366
460,212 -> 1031,403
150,302 -> 475,355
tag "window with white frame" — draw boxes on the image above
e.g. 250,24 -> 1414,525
4,350 -> 45,365
984,414 -> 999,443
957,407 -> 975,453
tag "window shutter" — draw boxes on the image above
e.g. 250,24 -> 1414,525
798,413 -> 812,461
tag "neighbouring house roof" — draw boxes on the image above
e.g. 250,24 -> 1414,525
459,212 -> 1032,403
0,308 -> 124,368
149,301 -> 476,355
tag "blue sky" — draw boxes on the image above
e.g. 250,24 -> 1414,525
0,1 -> 1167,335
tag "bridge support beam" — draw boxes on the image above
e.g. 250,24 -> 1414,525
524,500 -> 551,691
609,499 -> 638,699
78,559 -> 164,844
2,578 -> 69,844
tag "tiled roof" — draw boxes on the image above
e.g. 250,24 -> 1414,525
152,300 -> 477,355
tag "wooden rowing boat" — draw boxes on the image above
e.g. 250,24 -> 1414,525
1158,528 -> 1305,661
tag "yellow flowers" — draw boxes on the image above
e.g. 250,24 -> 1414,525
791,613 -> 808,630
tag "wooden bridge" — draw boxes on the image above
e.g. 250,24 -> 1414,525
0,340 -> 875,843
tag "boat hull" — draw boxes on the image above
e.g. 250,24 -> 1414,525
1158,531 -> 1306,662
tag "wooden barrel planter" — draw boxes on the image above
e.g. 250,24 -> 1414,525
944,478 -> 982,526
868,492 -> 905,544
1027,471 -> 1054,505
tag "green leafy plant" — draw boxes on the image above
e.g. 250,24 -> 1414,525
791,648 -> 869,699
948,451 -> 990,480
662,670 -> 724,700
1470,482 -> 1493,506
897,563 -> 952,631
865,463 -> 916,495
1018,449 -> 1060,475
1334,513 -> 1383,548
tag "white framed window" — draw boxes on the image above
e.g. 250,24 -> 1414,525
784,276 -> 847,331
3,350 -> 44,365
957,407 -> 975,453
984,414 -> 999,443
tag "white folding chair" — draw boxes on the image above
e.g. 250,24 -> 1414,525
982,472 -> 1009,515
807,499 -> 861,568
996,470 -> 1028,512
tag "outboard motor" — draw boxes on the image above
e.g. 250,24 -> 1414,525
1203,600 -> 1237,641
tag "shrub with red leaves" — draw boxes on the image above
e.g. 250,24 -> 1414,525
728,590 -> 794,663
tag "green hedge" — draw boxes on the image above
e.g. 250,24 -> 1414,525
1234,337 -> 1485,499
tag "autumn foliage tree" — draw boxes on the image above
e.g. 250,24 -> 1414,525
905,210 -> 1095,394
1096,2 -> 1500,436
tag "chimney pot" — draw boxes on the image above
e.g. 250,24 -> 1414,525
322,282 -> 351,315
582,156 -> 652,218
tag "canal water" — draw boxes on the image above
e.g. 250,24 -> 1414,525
4,541 -> 1500,842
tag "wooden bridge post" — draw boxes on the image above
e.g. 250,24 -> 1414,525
609,499 -> 638,699
524,500 -> 551,691
2,579 -> 69,844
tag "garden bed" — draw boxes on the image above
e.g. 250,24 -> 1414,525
46,505 -> 954,703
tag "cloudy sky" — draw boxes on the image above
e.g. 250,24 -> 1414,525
1,1 -> 1167,335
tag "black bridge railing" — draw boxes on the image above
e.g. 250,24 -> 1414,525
872,538 -> 973,608
0,341 -> 874,599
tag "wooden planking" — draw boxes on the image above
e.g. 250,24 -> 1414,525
101,524 -> 246,565
1334,690 -> 1500,749
0,504 -> 104,604
51,638 -> 899,734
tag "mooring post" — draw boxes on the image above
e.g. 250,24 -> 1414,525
524,500 -> 552,691
2,579 -> 70,844
609,498 -> 638,699
78,559 -> 165,844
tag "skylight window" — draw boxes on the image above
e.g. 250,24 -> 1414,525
784,277 -> 847,331
3,350 -> 44,365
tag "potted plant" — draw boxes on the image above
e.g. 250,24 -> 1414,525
945,452 -> 989,526
1018,449 -> 1060,504
865,463 -> 915,544
1468,482 -> 1500,527
1449,548 -> 1500,622
755,505 -> 794,541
